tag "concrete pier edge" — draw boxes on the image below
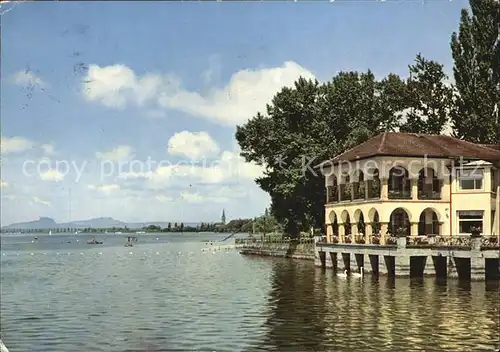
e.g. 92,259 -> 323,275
315,237 -> 499,281
237,237 -> 500,281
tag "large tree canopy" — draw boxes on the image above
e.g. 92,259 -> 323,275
450,0 -> 500,144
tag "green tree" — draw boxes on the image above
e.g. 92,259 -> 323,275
255,208 -> 280,236
400,54 -> 453,134
450,0 -> 500,143
167,222 -> 172,232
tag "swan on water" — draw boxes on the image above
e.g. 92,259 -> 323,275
337,269 -> 348,278
352,267 -> 363,278
0,338 -> 10,352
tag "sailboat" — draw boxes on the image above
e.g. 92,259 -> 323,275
49,230 -> 52,236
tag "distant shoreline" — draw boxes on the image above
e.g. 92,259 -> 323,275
1,217 -> 254,234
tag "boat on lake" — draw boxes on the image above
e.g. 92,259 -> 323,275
125,235 -> 138,247
87,237 -> 103,244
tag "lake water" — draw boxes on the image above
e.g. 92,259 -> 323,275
1,232 -> 499,351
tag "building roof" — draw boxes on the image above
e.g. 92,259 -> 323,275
317,132 -> 500,167
480,144 -> 500,151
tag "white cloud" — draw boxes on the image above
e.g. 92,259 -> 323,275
167,131 -> 220,159
212,186 -> 248,199
119,171 -> 153,180
88,184 -> 120,194
39,169 -> 65,182
12,70 -> 45,88
82,64 -> 164,108
82,61 -> 316,126
158,61 -> 316,125
117,149 -> 263,189
179,192 -> 204,203
155,195 -> 173,202
96,145 -> 134,162
178,189 -> 235,204
31,196 -> 51,207
41,143 -> 55,155
0,180 -> 8,188
0,136 -> 35,154
219,150 -> 264,180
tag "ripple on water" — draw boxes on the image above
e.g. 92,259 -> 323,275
1,236 -> 500,351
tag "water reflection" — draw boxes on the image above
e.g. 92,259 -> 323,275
1,234 -> 499,351
258,261 -> 499,351
257,261 -> 328,351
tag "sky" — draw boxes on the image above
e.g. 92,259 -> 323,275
0,0 -> 468,225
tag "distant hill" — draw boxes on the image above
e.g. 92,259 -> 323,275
59,217 -> 127,229
2,217 -> 201,230
4,217 -> 58,230
127,222 -> 200,229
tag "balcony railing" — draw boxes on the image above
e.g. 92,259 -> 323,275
236,237 -> 315,246
340,190 -> 351,202
326,186 -> 338,203
418,190 -> 442,200
366,188 -> 380,199
388,189 -> 412,199
353,190 -> 364,200
406,235 -> 471,248
321,235 -> 499,250
404,235 -> 499,249
480,236 -> 499,248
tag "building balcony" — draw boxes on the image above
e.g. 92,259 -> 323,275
365,187 -> 381,200
417,190 -> 442,200
320,234 -> 499,250
339,191 -> 351,202
388,190 -> 412,200
325,184 -> 381,205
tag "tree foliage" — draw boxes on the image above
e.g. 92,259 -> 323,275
450,0 -> 500,144
400,54 -> 453,134
254,208 -> 282,235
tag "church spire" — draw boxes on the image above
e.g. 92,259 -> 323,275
221,208 -> 226,224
